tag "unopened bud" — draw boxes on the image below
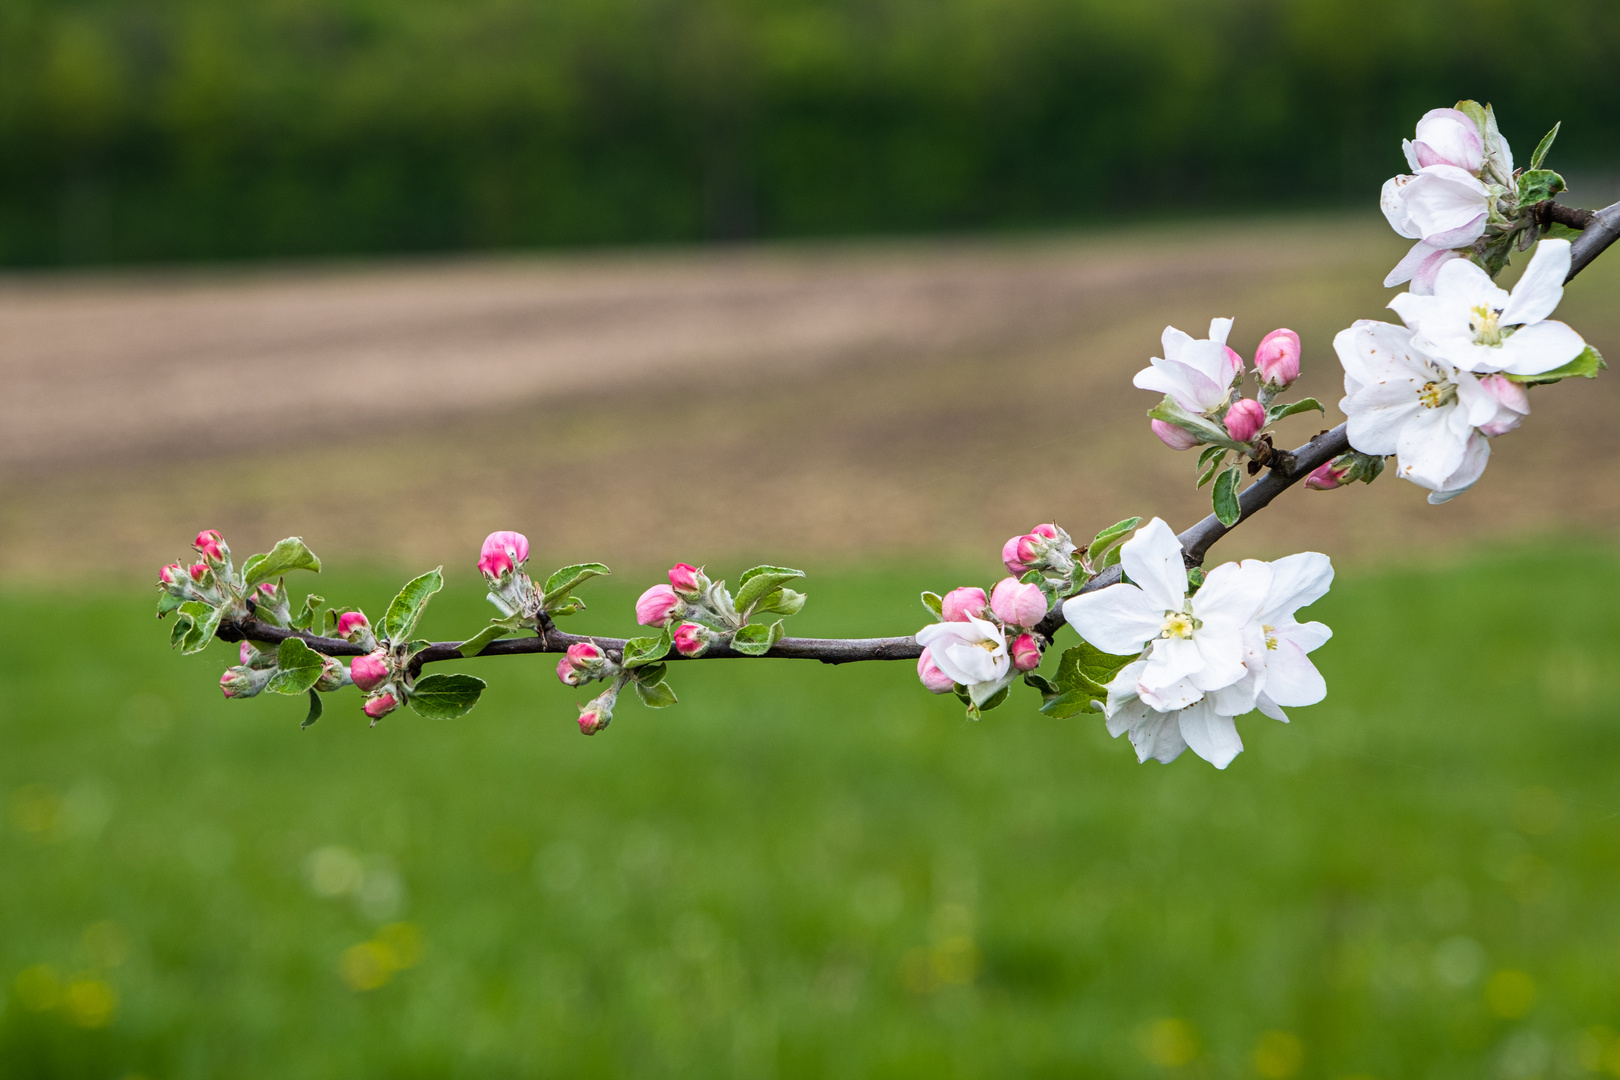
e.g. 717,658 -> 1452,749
556,641 -> 608,686
1151,419 -> 1201,451
635,584 -> 684,627
917,649 -> 956,694
668,563 -> 708,597
240,641 -> 256,665
1254,329 -> 1301,389
577,691 -> 615,735
350,649 -> 390,692
1010,633 -> 1042,672
1305,460 -> 1350,490
194,529 -> 226,562
188,562 -> 210,583
990,577 -> 1047,629
159,562 -> 184,587
478,530 -> 530,579
940,586 -> 988,623
363,691 -> 399,721
337,611 -> 370,639
673,622 -> 714,658
220,665 -> 270,699
1477,373 -> 1530,437
316,656 -> 348,692
1001,535 -> 1032,574
1223,398 -> 1266,444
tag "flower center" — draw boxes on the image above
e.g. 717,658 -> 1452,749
1262,624 -> 1278,650
1161,611 -> 1197,639
973,639 -> 999,654
1469,305 -> 1505,347
1417,380 -> 1458,409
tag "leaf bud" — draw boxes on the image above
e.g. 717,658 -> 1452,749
316,656 -> 349,692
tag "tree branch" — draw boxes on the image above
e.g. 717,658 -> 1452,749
216,202 -> 1616,670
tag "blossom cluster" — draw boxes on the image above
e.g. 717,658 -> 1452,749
915,561 -> 1054,711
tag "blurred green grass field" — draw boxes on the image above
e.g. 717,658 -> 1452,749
3,547 -> 1620,1078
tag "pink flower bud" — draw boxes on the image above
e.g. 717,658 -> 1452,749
1001,536 -> 1030,574
363,692 -> 399,721
673,622 -> 712,658
1254,329 -> 1301,388
159,562 -> 184,586
940,586 -> 988,623
1223,398 -> 1266,444
566,641 -> 604,664
1030,523 -> 1060,541
668,563 -> 705,595
1477,374 -> 1530,437
1010,633 -> 1042,672
257,582 -> 276,598
350,650 -> 390,692
556,641 -> 607,685
556,656 -> 585,686
991,577 -> 1047,628
337,611 -> 370,638
220,664 -> 267,699
477,530 -> 530,579
917,649 -> 955,694
577,695 -> 614,735
1151,419 -> 1200,451
194,530 -> 225,561
220,668 -> 243,698
188,562 -> 210,583
240,641 -> 256,665
635,584 -> 684,627
1305,460 -> 1349,490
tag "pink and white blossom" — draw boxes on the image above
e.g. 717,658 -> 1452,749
1098,661 -> 1244,768
1380,165 -> 1491,292
1132,319 -> 1242,415
1402,108 -> 1484,174
914,615 -> 1011,706
1476,374 -> 1530,436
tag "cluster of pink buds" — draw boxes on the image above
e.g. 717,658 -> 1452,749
1147,326 -> 1303,452
1002,523 -> 1077,583
556,641 -> 616,687
916,575 -> 1050,696
158,529 -> 235,605
478,531 -> 543,621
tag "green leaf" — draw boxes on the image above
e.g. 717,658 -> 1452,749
1264,398 -> 1324,424
1088,517 -> 1141,564
920,591 -> 944,619
1148,398 -> 1242,450
157,591 -> 184,618
632,662 -> 667,685
1052,641 -> 1138,699
621,633 -> 671,668
1516,168 -> 1566,207
170,611 -> 195,649
752,588 -> 807,617
1212,465 -> 1242,527
291,594 -> 324,632
733,566 -> 806,618
543,563 -> 611,608
730,623 -> 774,657
1022,673 -> 1058,695
302,689 -> 323,729
1187,567 -> 1206,591
242,537 -> 322,588
267,637 -> 326,695
767,620 -> 786,647
407,673 -> 486,720
977,685 -> 1011,713
458,624 -> 512,657
1039,689 -> 1098,718
1505,345 -> 1605,385
383,568 -> 444,642
178,601 -> 223,655
1196,450 -> 1229,488
1530,121 -> 1560,170
634,679 -> 678,708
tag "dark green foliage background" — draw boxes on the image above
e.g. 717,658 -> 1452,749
2,0 -> 1617,264
1,548 -> 1618,1074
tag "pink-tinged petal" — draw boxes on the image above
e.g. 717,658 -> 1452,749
1151,419 -> 1201,451
1500,239 -> 1571,326
1473,374 -> 1530,436
1191,559 -> 1272,633
1177,338 -> 1239,388
1142,635 -> 1203,693
1117,517 -> 1187,612
1257,553 -> 1333,625
1423,213 -> 1487,250
1492,320 -> 1587,377
1452,370 -> 1499,427
1256,639 -> 1326,707
1062,585 -> 1160,656
1403,166 -> 1489,244
1176,701 -> 1244,769
1412,108 -> 1483,173
1409,246 -> 1467,294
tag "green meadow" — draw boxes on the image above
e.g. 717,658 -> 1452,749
3,547 -> 1619,1078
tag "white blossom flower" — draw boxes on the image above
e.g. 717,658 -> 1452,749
1062,517 -> 1270,708
1336,319 -> 1522,503
1381,165 -> 1491,292
1402,108 -> 1484,174
1387,238 -> 1587,376
1099,660 -> 1245,769
914,615 -> 1012,705
1131,318 -> 1242,415
1202,553 -> 1334,721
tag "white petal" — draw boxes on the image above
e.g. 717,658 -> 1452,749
1134,356 -> 1228,413
1401,139 -> 1421,174
1257,553 -> 1333,625
1177,338 -> 1239,389
1427,431 -> 1490,502
1277,619 -> 1331,654
1384,242 -> 1461,292
1188,628 -> 1249,692
1380,175 -> 1421,239
1258,639 -> 1326,707
1142,635 -> 1204,692
967,669 -> 1014,706
941,641 -> 1003,687
1430,255 -> 1503,305
1106,697 -> 1150,739
1207,317 -> 1234,345
1102,660 -> 1149,717
1161,325 -> 1194,362
1137,675 -> 1203,713
1177,701 -> 1244,769
1492,320 -> 1587,377
1129,710 -> 1188,765
1063,585 -> 1161,656
1192,559 -> 1272,632
1205,668 -> 1259,717
1404,166 -> 1489,246
1254,692 -> 1289,722
1118,518 -> 1187,613
1396,403 -> 1468,490
1500,239 -> 1571,326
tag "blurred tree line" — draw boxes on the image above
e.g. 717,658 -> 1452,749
1,0 -> 1616,264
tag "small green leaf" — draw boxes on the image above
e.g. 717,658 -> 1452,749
621,633 -> 671,668
267,637 -> 326,695
1187,566 -> 1206,591
157,591 -> 184,618
1212,465 -> 1242,527
730,623 -> 774,657
767,620 -> 786,647
543,563 -> 611,608
170,611 -> 195,648
1051,641 -> 1137,700
407,673 -> 486,720
733,567 -> 806,618
920,591 -> 944,619
977,685 -> 1011,712
1088,517 -> 1141,564
458,624 -> 511,656
1038,689 -> 1098,718
1022,673 -> 1058,695
632,662 -> 667,685
752,588 -> 807,617
242,537 -> 322,588
1516,168 -> 1566,206
302,689 -> 323,729
383,568 -> 444,642
1530,121 -> 1560,170
1505,345 -> 1604,385
1264,398 -> 1324,424
635,679 -> 678,708
178,601 -> 224,655
291,594 -> 324,632
1196,450 -> 1229,488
